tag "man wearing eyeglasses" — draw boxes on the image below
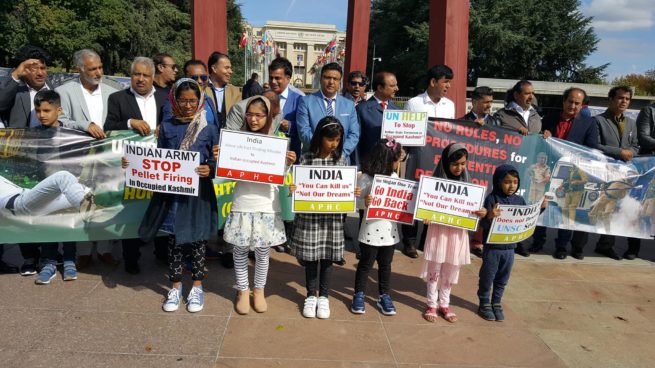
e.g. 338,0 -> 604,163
152,53 -> 178,95
175,59 -> 215,126
343,71 -> 367,106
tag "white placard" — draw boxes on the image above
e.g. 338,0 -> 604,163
124,144 -> 199,196
380,110 -> 428,146
293,166 -> 357,213
217,130 -> 289,184
486,202 -> 542,244
414,176 -> 486,230
366,175 -> 418,224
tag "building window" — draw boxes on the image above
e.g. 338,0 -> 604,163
314,44 -> 325,52
293,43 -> 307,51
296,54 -> 304,64
294,66 -> 306,75
276,42 -> 286,50
256,31 -> 262,36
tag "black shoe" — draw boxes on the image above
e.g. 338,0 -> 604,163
471,247 -> 483,258
220,253 -> 234,269
124,262 -> 140,275
478,304 -> 495,321
20,263 -> 38,276
402,244 -> 419,259
492,304 -> 505,321
515,244 -> 530,257
248,251 -> 255,260
355,252 -> 361,260
553,250 -> 567,260
595,248 -> 622,260
571,251 -> 584,260
622,252 -> 637,260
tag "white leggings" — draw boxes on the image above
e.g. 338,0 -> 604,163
232,246 -> 270,291
425,262 -> 460,308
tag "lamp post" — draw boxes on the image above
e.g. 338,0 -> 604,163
370,44 -> 381,92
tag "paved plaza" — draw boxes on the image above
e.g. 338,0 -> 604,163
0,229 -> 654,367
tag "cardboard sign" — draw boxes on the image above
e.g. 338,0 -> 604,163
414,176 -> 486,230
293,166 -> 357,213
486,202 -> 542,244
124,144 -> 199,196
366,175 -> 418,224
216,130 -> 289,185
380,110 -> 428,146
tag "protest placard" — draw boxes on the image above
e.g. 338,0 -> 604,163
124,144 -> 199,196
216,130 -> 289,185
380,110 -> 428,146
486,202 -> 542,244
366,175 -> 418,224
414,176 -> 486,230
293,166 -> 357,213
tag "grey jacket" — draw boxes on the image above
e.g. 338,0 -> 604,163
637,103 -> 655,154
0,77 -> 54,128
493,105 -> 542,133
55,77 -> 123,131
594,110 -> 640,160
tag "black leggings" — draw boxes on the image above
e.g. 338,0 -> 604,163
168,235 -> 206,282
304,259 -> 333,297
354,243 -> 395,295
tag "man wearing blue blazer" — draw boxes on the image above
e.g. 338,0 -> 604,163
268,57 -> 304,161
356,71 -> 400,161
296,62 -> 359,162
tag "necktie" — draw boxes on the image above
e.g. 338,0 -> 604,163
380,101 -> 387,109
325,98 -> 334,116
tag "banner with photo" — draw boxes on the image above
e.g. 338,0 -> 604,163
0,128 -> 295,243
406,118 -> 655,239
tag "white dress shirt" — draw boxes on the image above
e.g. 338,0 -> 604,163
81,84 -> 104,126
508,101 -> 533,125
213,84 -> 225,113
405,91 -> 454,119
279,86 -> 290,112
128,87 -> 158,130
320,90 -> 337,113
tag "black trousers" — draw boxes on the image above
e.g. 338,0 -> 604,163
19,243 -> 41,263
122,238 -> 145,266
401,224 -> 426,251
305,259 -> 333,297
354,243 -> 395,295
41,242 -> 76,264
596,235 -> 641,255
168,236 -> 207,282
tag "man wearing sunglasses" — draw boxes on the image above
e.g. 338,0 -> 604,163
158,59 -> 216,126
343,71 -> 367,106
152,53 -> 178,95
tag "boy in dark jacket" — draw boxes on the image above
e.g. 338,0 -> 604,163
477,164 -> 544,321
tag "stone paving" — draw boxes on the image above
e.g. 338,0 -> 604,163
0,230 -> 654,367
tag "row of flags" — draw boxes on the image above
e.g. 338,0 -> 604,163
239,30 -> 277,58
309,36 -> 345,75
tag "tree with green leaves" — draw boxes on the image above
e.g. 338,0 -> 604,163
0,0 -> 246,84
612,69 -> 655,96
368,0 -> 607,96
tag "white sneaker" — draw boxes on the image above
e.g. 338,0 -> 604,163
302,296 -> 318,318
316,296 -> 330,319
162,287 -> 182,312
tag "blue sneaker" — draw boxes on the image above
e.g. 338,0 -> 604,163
377,294 -> 397,316
63,261 -> 77,281
35,263 -> 57,285
163,286 -> 182,312
351,291 -> 366,314
187,286 -> 204,313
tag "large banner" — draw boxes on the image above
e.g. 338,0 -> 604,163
0,128 -> 292,243
406,118 -> 655,240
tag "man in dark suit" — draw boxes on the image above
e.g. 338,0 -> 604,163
268,57 -> 304,162
343,70 -> 367,106
534,87 -> 598,260
637,102 -> 655,154
242,72 -> 264,99
356,71 -> 399,161
461,86 -> 499,126
105,56 -> 167,274
296,62 -> 359,162
592,86 -> 641,260
0,45 -> 53,128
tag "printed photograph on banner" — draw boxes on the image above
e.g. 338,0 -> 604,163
216,130 -> 289,185
414,176 -> 486,230
380,110 -> 428,146
487,202 -> 542,244
293,166 -> 357,213
366,174 -> 418,224
124,144 -> 200,196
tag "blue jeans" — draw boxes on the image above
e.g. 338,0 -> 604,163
477,247 -> 514,305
